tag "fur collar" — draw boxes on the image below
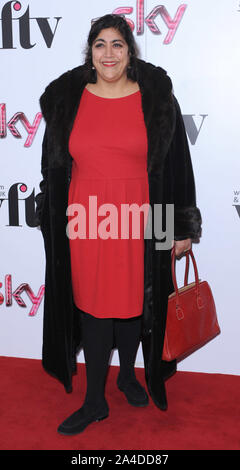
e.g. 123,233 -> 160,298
40,58 -> 176,174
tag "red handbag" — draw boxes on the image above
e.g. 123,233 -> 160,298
162,248 -> 220,361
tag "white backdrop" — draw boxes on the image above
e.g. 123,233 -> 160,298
1,0 -> 239,376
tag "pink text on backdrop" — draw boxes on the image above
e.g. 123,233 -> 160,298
111,2 -> 187,43
0,104 -> 42,147
0,275 -> 44,316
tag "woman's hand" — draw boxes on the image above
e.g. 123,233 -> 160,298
174,238 -> 192,257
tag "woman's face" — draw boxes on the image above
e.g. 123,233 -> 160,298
91,27 -> 130,83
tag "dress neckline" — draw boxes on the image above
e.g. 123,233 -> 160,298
84,87 -> 140,100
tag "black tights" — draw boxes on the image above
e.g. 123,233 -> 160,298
80,310 -> 142,407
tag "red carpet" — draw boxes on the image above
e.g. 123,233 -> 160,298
0,356 -> 239,450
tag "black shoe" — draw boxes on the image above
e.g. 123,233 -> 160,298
57,400 -> 109,436
117,374 -> 149,407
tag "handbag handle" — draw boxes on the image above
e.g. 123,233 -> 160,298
184,251 -> 190,286
171,247 -> 202,316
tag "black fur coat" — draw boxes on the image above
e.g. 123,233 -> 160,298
36,58 -> 202,410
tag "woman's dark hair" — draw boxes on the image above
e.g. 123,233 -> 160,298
83,14 -> 139,83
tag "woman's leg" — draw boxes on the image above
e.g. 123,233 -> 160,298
114,315 -> 149,407
81,311 -> 114,408
114,315 -> 142,383
57,311 -> 113,435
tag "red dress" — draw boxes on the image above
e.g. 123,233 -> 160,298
68,87 -> 149,318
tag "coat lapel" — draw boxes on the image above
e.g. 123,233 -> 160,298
135,59 -> 176,174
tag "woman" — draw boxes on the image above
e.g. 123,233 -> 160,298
36,14 -> 202,435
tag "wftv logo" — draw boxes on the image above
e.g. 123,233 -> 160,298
0,104 -> 42,147
0,276 -> 44,316
0,1 -> 62,49
0,182 -> 37,227
111,1 -> 187,43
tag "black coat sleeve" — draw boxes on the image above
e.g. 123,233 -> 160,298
35,125 -> 48,227
170,95 -> 202,241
